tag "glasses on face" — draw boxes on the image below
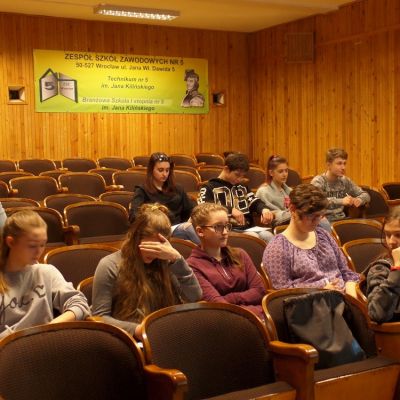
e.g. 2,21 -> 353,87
201,223 -> 233,234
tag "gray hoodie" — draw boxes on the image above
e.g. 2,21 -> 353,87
0,263 -> 90,338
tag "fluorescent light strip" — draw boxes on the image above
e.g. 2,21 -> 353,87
94,4 -> 180,21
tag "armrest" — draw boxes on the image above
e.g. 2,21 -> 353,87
269,340 -> 318,400
371,321 -> 400,359
105,184 -> 124,191
59,186 -> 69,193
9,188 -> 18,197
371,321 -> 400,333
86,316 -> 104,322
63,224 -> 80,245
144,364 -> 187,400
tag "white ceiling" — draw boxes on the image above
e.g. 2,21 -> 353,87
0,0 -> 352,32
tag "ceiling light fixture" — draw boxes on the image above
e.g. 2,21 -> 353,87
94,4 -> 180,21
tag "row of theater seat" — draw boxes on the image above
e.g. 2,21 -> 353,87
1,292 -> 399,400
0,153 -> 226,174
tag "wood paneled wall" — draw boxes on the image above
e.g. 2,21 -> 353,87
0,13 -> 250,161
249,0 -> 400,187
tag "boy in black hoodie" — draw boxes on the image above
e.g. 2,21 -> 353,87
198,152 -> 274,242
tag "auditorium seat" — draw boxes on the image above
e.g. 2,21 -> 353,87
263,288 -> 400,400
59,172 -> 118,198
197,166 -> 223,183
174,170 -> 200,194
170,237 -> 196,259
0,197 -> 40,209
133,155 -> 150,167
112,170 -> 146,192
62,157 -> 97,172
360,186 -> 389,222
0,160 -> 17,172
141,302 -> 298,400
0,321 -> 185,400
89,167 -> 119,186
99,190 -> 133,213
0,171 -> 33,185
18,158 -> 57,175
44,243 -> 117,288
342,238 -> 386,273
44,193 -> 97,215
97,156 -> 134,170
170,154 -> 204,168
331,218 -> 383,246
195,152 -> 225,166
9,176 -> 65,201
246,166 -> 266,191
64,201 -> 129,245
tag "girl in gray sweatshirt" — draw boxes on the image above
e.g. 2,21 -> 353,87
0,210 -> 90,339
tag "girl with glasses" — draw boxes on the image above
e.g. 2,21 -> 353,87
92,203 -> 202,339
129,152 -> 199,244
365,206 -> 400,323
262,184 -> 359,294
187,202 -> 266,320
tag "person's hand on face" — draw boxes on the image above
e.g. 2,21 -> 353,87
139,233 -> 180,264
231,208 -> 245,225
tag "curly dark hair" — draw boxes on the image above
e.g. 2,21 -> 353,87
289,184 -> 328,216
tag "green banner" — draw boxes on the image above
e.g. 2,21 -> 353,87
33,49 -> 209,114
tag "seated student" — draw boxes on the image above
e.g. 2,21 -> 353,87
187,202 -> 266,321
262,184 -> 359,295
311,148 -> 370,222
198,152 -> 274,242
129,152 -> 199,243
365,206 -> 400,323
0,210 -> 90,339
256,155 -> 331,231
92,203 -> 202,339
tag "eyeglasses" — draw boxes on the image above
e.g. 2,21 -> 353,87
201,223 -> 233,233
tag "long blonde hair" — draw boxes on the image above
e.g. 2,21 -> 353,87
191,202 -> 242,269
0,210 -> 47,293
112,203 -> 180,322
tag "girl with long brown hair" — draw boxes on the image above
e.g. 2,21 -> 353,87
128,152 -> 199,243
92,203 -> 201,338
187,202 -> 266,320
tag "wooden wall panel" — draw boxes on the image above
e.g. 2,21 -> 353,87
0,13 -> 250,162
249,0 -> 400,187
